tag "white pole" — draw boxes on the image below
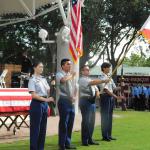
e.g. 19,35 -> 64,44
66,0 -> 71,26
32,0 -> 36,16
57,0 -> 67,26
56,27 -> 79,114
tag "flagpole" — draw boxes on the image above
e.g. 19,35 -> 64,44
121,64 -> 124,78
111,34 -> 139,76
66,0 -> 71,25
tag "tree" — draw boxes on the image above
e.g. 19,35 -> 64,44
124,53 -> 145,66
102,0 -> 149,73
144,57 -> 150,67
123,53 -> 150,67
81,0 -> 150,75
81,0 -> 106,67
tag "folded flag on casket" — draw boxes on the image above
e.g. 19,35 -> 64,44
139,15 -> 150,43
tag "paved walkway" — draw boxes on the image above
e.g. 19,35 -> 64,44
0,112 -> 101,143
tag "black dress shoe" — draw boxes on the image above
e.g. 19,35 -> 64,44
65,145 -> 77,149
88,141 -> 99,145
109,137 -> 117,140
58,146 -> 65,150
82,143 -> 89,146
102,138 -> 111,142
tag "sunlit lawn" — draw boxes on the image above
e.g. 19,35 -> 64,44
1,110 -> 150,150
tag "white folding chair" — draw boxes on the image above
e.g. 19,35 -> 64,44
0,69 -> 8,88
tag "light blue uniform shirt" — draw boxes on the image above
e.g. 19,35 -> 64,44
142,86 -> 149,98
79,76 -> 98,97
132,86 -> 139,97
28,75 -> 50,97
56,71 -> 77,98
138,86 -> 142,95
99,72 -> 116,94
148,87 -> 150,97
131,87 -> 134,96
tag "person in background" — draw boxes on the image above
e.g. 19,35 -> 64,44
56,58 -> 77,150
28,61 -> 54,150
99,62 -> 124,142
132,84 -> 140,110
120,77 -> 127,111
148,86 -> 150,111
49,73 -> 56,116
138,84 -> 143,111
128,85 -> 133,109
79,65 -> 109,146
21,50 -> 32,88
141,84 -> 148,111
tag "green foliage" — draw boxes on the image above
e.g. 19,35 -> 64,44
123,53 -> 150,67
144,57 -> 150,66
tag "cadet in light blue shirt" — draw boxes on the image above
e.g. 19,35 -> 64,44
132,85 -> 140,110
99,62 -> 123,141
142,86 -> 149,98
132,86 -> 140,98
138,85 -> 142,95
56,58 -> 77,150
28,61 -> 54,150
147,86 -> 150,111
140,85 -> 147,111
148,86 -> 150,97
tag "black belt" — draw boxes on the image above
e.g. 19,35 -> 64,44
32,99 -> 45,103
80,96 -> 96,104
100,93 -> 111,97
100,93 -> 110,96
60,95 -> 70,99
32,96 -> 48,103
59,95 -> 74,105
80,96 -> 95,100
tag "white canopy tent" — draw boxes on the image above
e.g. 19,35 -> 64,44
0,0 -> 69,27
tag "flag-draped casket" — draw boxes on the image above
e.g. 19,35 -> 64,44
0,88 -> 31,112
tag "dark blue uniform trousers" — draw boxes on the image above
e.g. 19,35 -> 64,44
99,94 -> 114,139
58,97 -> 75,148
79,99 -> 96,144
30,100 -> 48,150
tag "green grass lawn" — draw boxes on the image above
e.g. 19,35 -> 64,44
1,110 -> 150,150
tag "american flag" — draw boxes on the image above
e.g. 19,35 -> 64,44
0,88 -> 31,112
69,0 -> 83,63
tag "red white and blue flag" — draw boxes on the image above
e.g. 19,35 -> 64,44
69,0 -> 83,63
139,15 -> 150,44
